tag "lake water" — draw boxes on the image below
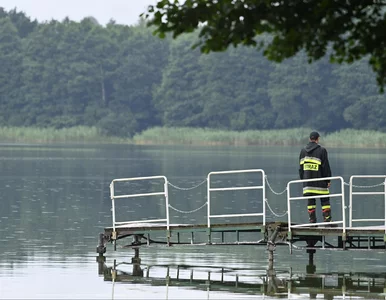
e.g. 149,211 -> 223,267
0,144 -> 385,299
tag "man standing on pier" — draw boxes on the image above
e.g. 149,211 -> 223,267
299,131 -> 332,223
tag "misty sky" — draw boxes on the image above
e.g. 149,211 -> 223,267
0,0 -> 158,25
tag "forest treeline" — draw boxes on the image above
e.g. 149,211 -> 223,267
0,8 -> 385,138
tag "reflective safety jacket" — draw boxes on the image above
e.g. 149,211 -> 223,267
299,142 -> 331,195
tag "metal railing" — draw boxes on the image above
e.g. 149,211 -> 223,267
110,176 -> 170,237
349,175 -> 386,232
287,176 -> 346,233
207,169 -> 266,228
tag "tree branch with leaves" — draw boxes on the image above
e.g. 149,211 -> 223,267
144,0 -> 386,92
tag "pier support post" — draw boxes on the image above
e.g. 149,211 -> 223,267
131,236 -> 143,276
306,250 -> 316,274
306,259 -> 317,299
132,247 -> 143,277
167,230 -> 171,246
132,234 -> 141,246
267,247 -> 275,276
267,226 -> 280,276
207,229 -> 212,244
96,233 -> 106,255
308,249 -> 314,265
384,234 -> 386,250
96,255 -> 106,275
111,259 -> 117,281
266,226 -> 281,296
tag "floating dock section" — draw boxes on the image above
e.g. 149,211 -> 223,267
97,170 -> 386,261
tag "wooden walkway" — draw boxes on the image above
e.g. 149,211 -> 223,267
100,221 -> 386,251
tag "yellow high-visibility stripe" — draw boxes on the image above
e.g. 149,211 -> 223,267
305,159 -> 321,165
307,205 -> 316,209
303,189 -> 330,195
300,156 -> 321,165
322,205 -> 331,210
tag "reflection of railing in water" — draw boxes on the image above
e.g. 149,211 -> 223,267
97,256 -> 386,299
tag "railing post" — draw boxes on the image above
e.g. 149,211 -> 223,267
287,182 -> 292,234
384,178 -> 386,234
349,176 -> 353,228
207,173 -> 211,229
341,177 -> 346,234
262,171 -> 266,226
164,177 -> 170,230
164,177 -> 171,245
110,182 -> 116,241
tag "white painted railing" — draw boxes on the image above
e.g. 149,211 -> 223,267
287,176 -> 346,233
349,175 -> 386,233
110,176 -> 170,236
207,169 -> 266,228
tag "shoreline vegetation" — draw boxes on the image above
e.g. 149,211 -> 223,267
0,126 -> 385,148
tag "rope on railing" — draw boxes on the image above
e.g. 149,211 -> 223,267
265,199 -> 288,218
166,179 -> 208,213
345,181 -> 385,188
265,176 -> 287,195
168,202 -> 208,214
168,179 -> 207,190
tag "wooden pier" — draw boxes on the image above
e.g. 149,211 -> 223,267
96,170 -> 386,261
99,221 -> 386,250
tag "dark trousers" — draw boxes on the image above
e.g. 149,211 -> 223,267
307,197 -> 330,208
307,195 -> 331,222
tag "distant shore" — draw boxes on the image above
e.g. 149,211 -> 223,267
0,126 -> 385,148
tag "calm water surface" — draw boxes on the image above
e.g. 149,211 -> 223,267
0,144 -> 385,299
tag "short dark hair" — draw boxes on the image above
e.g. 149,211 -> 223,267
309,131 -> 320,140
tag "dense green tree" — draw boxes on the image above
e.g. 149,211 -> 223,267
0,17 -> 24,125
0,7 -> 384,136
146,0 -> 386,92
21,21 -> 73,127
153,33 -> 206,127
268,52 -> 338,131
334,59 -> 386,130
66,18 -> 118,126
200,46 -> 275,130
107,24 -> 170,136
20,18 -> 119,128
268,55 -> 306,129
0,7 -> 37,38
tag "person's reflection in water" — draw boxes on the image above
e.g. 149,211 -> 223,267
306,262 -> 334,300
306,262 -> 318,299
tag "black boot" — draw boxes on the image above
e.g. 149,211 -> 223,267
322,209 -> 331,222
308,209 -> 317,223
322,209 -> 338,227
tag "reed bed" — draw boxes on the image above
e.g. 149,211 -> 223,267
323,129 -> 386,148
133,127 -> 314,146
0,126 -> 127,144
134,127 -> 386,148
1,126 -> 386,148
